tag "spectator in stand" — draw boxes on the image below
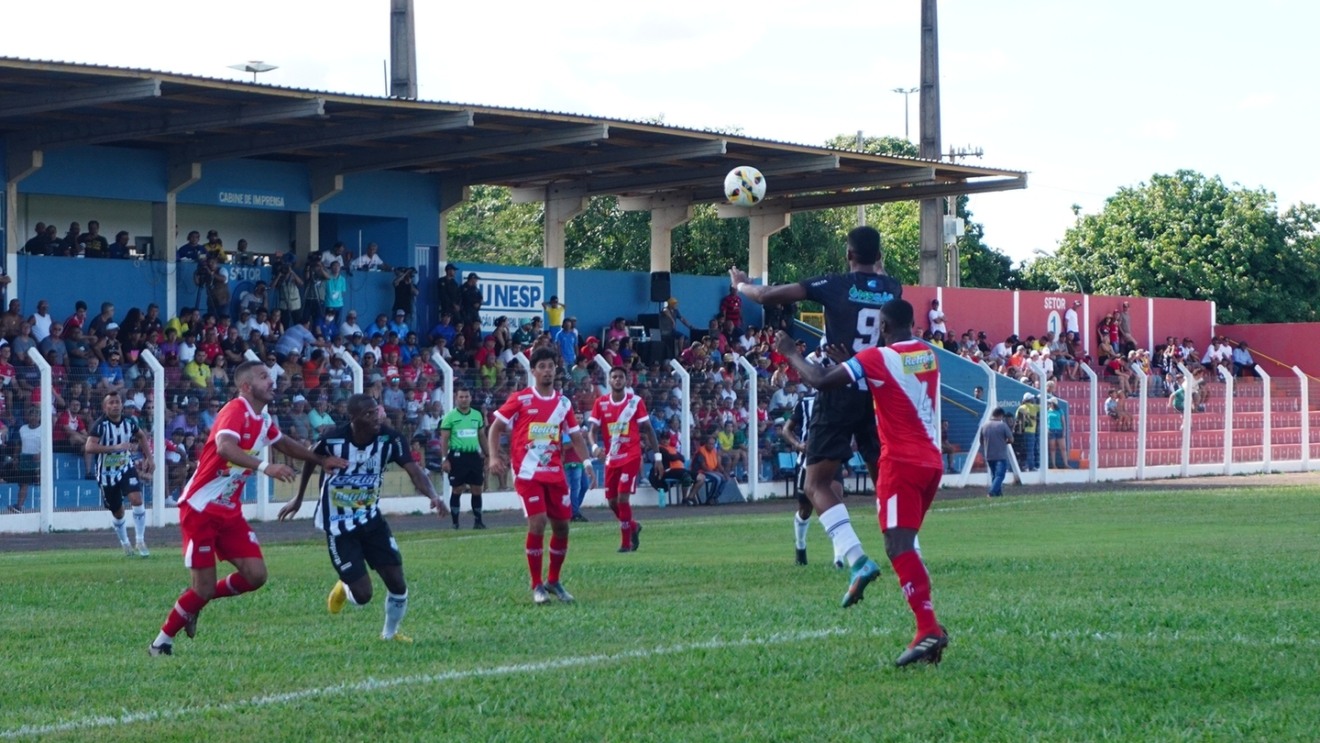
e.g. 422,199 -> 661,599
54,397 -> 91,454
352,242 -> 391,271
23,223 -> 49,255
1232,341 -> 1257,377
272,254 -> 304,323
437,263 -> 462,321
108,231 -> 132,259
554,318 -> 580,368
177,231 -> 204,262
458,271 -> 483,326
204,230 -> 227,262
578,336 -> 600,364
320,241 -> 350,271
274,317 -> 314,363
195,254 -> 231,320
692,436 -> 727,505
659,297 -> 697,360
1105,388 -> 1133,431
29,299 -> 54,343
541,295 -> 566,330
58,222 -> 82,257
719,286 -> 743,332
393,266 -> 418,321
1065,299 -> 1081,339
928,299 -> 947,337
237,282 -> 270,315
1115,301 -> 1135,352
229,238 -> 255,266
1046,400 -> 1067,469
389,309 -> 411,340
78,221 -> 110,258
980,408 -> 1014,497
323,261 -> 347,320
1015,393 -> 1040,471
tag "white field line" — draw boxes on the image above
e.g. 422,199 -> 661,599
0,628 -> 847,740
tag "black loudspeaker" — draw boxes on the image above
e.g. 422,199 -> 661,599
638,340 -> 665,365
649,271 -> 671,303
637,313 -> 660,330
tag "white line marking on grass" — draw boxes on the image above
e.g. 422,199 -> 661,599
0,628 -> 849,740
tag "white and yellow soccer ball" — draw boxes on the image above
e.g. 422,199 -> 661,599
723,166 -> 767,206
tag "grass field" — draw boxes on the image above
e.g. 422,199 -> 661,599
3,486 -> 1320,741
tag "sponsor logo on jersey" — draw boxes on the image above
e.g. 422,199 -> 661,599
901,349 -> 936,374
847,285 -> 895,306
328,473 -> 383,489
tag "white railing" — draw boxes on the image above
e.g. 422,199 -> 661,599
1258,365 -> 1273,473
1217,365 -> 1234,476
430,350 -> 455,501
734,355 -> 760,499
1296,366 -> 1311,469
1175,362 -> 1193,477
336,348 -> 363,394
244,349 -> 271,520
668,359 -> 691,458
141,350 -> 168,525
1077,361 -> 1099,483
26,347 -> 54,532
1134,368 -> 1149,480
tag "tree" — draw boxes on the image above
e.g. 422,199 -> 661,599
1051,170 -> 1320,324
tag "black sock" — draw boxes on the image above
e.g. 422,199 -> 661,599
472,494 -> 483,522
449,493 -> 460,525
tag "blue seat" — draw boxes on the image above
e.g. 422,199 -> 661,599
55,482 -> 81,510
0,483 -> 18,510
77,480 -> 104,509
775,452 -> 798,496
54,453 -> 84,481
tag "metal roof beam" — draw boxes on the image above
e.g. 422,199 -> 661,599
0,78 -> 161,119
20,98 -> 326,149
734,166 -> 937,199
176,111 -> 474,162
323,124 -> 610,175
459,139 -> 728,185
739,176 -> 1027,213
587,154 -> 839,196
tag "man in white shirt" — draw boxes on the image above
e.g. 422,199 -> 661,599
928,299 -> 947,336
1064,300 -> 1080,337
737,326 -> 759,353
351,242 -> 391,272
338,310 -> 363,340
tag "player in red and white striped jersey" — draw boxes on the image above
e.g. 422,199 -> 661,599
777,299 -> 950,667
148,360 -> 348,656
587,366 -> 659,553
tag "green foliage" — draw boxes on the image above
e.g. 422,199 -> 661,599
444,185 -> 542,266
4,486 -> 1320,740
1051,170 -> 1320,323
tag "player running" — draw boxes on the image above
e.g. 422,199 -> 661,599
438,387 -> 488,529
486,347 -> 596,604
731,225 -> 901,608
279,394 -> 448,643
149,361 -> 348,656
586,366 -> 660,553
776,299 -> 950,667
85,391 -> 154,557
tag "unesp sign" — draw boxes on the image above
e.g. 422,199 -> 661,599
478,271 -> 544,332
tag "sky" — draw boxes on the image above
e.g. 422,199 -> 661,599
4,0 -> 1316,265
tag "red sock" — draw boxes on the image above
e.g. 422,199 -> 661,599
213,573 -> 256,599
607,497 -> 619,519
547,534 -> 569,583
161,588 -> 208,639
525,533 -> 544,588
890,550 -> 941,640
617,501 -> 634,547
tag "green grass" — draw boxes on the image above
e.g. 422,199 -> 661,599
3,487 -> 1320,741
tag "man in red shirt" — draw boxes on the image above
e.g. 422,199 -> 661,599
777,299 -> 950,668
719,286 -> 743,331
148,360 -> 348,656
587,366 -> 659,552
487,347 -> 595,604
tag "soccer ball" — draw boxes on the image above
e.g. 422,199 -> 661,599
724,166 -> 767,206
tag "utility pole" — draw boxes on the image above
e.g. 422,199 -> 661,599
389,0 -> 418,99
917,0 -> 944,286
892,87 -> 918,141
856,130 -> 867,227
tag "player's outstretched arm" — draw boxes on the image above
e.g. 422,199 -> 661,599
273,436 -> 349,474
278,456 -> 320,521
486,418 -> 508,475
729,267 -> 807,306
403,460 -> 450,520
775,332 -> 854,391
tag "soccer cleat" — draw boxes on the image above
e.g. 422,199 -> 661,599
543,581 -> 575,603
473,520 -> 487,530
631,522 -> 642,551
123,543 -> 136,557
184,613 -> 199,639
834,558 -> 845,570
795,548 -> 808,566
136,542 -> 151,558
328,581 -> 348,615
532,584 -> 550,605
148,642 -> 173,656
571,513 -> 588,523
841,557 -> 881,609
895,627 -> 950,668
6,505 -> 21,514
617,546 -> 633,553
382,633 -> 414,644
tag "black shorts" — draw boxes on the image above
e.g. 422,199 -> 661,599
327,518 -> 402,584
446,451 -> 484,488
805,388 -> 879,467
795,460 -> 845,505
100,469 -> 143,512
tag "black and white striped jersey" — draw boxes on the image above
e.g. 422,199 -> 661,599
91,415 -> 141,486
789,395 -> 817,468
312,424 -> 413,536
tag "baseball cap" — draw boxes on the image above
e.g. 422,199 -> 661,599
667,298 -> 678,307
586,336 -> 598,344
292,394 -> 307,403
395,309 -> 405,316
105,322 -> 119,331
445,263 -> 457,272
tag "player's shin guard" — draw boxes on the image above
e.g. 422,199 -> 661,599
526,533 -> 545,587
891,549 -> 940,639
547,534 -> 569,583
212,572 -> 257,599
819,503 -> 865,567
161,588 -> 207,639
382,591 -> 408,639
132,505 -> 147,543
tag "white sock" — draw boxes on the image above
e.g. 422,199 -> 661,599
132,505 -> 147,544
113,517 -> 129,546
345,582 -> 363,607
153,630 -> 172,647
793,513 -> 809,550
818,503 -> 865,567
382,591 -> 408,639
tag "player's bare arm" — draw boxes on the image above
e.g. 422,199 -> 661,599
485,418 -> 508,475
776,331 -> 854,390
729,267 -> 808,306
781,417 -> 805,453
135,428 -> 154,475
403,459 -> 450,519
585,420 -> 603,459
569,430 -> 596,485
438,428 -> 453,472
277,458 -> 318,521
272,435 -> 349,475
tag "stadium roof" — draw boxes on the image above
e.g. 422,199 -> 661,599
0,58 -> 1026,210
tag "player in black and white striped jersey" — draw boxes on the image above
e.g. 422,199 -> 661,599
85,391 -> 155,557
279,393 -> 448,643
781,392 -> 845,568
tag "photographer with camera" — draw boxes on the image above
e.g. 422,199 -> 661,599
393,265 -> 419,324
272,254 -> 305,324
193,254 -> 231,320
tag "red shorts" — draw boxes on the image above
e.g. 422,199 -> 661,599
515,478 -> 572,521
875,460 -> 943,532
604,459 -> 641,499
179,504 -> 263,570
